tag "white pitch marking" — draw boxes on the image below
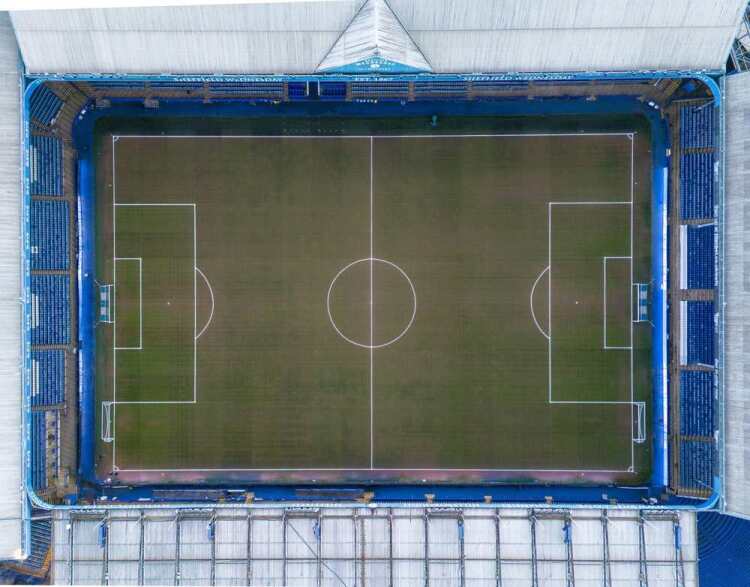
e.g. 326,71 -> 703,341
547,189 -> 639,472
603,256 -> 633,350
369,136 -> 374,470
530,265 -> 550,340
113,257 -> 143,350
326,257 -> 417,350
111,135 -> 117,469
113,132 -> 633,140
109,133 -> 643,476
114,466 -> 633,473
195,267 -> 215,340
110,197 -> 198,468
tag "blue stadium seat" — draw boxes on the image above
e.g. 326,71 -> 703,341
678,439 -> 712,492
686,224 -> 714,289
679,371 -> 713,437
698,512 -> 750,587
680,152 -> 714,220
319,81 -> 347,100
149,81 -> 203,91
31,274 -> 70,345
679,103 -> 715,150
287,82 -> 308,100
30,200 -> 69,271
29,85 -> 63,127
351,81 -> 409,101
31,350 -> 65,407
30,412 -> 46,490
686,301 -> 714,365
209,82 -> 283,98
30,135 -> 64,197
414,80 -> 468,99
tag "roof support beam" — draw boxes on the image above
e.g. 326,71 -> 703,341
458,515 -> 465,587
358,511 -> 366,587
673,514 -> 685,587
209,513 -> 216,586
495,509 -> 503,587
638,511 -> 649,587
423,511 -> 430,587
175,512 -> 181,586
67,514 -> 74,586
530,511 -> 539,587
100,512 -> 109,586
315,511 -> 322,587
137,513 -> 144,586
388,509 -> 394,587
601,511 -> 612,587
563,513 -> 574,587
251,509 -> 253,585
282,512 -> 287,587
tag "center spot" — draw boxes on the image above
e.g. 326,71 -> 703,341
327,258 -> 416,349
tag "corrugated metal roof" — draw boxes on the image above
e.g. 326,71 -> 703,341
8,0 -> 749,74
0,10 -> 23,562
724,70 -> 750,520
51,506 -> 698,586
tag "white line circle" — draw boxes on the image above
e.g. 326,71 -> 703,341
326,257 -> 416,349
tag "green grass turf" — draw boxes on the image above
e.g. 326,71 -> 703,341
94,124 -> 652,484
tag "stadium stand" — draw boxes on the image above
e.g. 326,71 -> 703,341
25,517 -> 51,571
679,102 -> 715,150
686,223 -> 715,289
350,81 -> 409,100
208,81 -> 283,99
679,439 -> 713,493
679,371 -> 714,437
29,135 -> 63,197
31,350 -> 65,408
30,200 -> 69,271
30,275 -> 70,346
287,81 -> 308,99
414,80 -> 469,99
319,81 -> 347,100
28,85 -> 62,127
698,512 -> 750,587
680,152 -> 715,220
30,413 -> 46,491
148,81 -> 203,90
687,301 -> 715,365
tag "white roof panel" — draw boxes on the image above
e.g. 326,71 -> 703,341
724,70 -> 750,520
0,10 -> 23,563
9,0 -> 748,74
52,507 -> 698,587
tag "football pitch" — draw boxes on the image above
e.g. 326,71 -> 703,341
94,124 -> 652,484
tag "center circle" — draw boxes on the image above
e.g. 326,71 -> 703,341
326,257 -> 416,349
